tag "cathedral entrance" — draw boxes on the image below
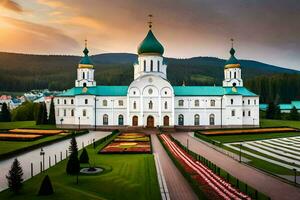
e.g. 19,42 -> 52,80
147,116 -> 154,128
163,116 -> 169,126
132,116 -> 138,126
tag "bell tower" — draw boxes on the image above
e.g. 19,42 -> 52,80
75,40 -> 96,87
223,39 -> 243,87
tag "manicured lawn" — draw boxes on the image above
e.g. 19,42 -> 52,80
0,137 -> 161,200
260,119 -> 300,129
0,135 -> 67,157
0,121 -> 56,130
206,132 -> 300,143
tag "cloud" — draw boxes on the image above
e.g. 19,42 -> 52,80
0,0 -> 23,12
37,0 -> 69,9
0,16 -> 79,54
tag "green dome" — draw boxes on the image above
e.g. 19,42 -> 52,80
225,48 -> 240,68
138,30 -> 164,55
79,47 -> 93,65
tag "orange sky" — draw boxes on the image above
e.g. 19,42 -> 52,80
0,0 -> 299,69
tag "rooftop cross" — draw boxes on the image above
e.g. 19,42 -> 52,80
85,39 -> 87,48
148,14 -> 153,29
230,38 -> 234,48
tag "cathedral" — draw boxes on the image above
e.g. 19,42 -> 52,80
54,22 -> 259,128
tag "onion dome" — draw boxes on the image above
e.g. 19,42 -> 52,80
225,47 -> 240,69
78,40 -> 94,68
138,27 -> 164,55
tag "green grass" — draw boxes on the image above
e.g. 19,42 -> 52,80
0,135 -> 68,156
260,119 -> 300,128
0,137 -> 161,200
206,132 -> 300,143
0,121 -> 56,130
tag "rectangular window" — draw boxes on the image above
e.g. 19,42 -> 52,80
83,109 -> 87,117
57,99 -> 60,104
248,111 -> 251,116
118,100 -> 123,106
243,110 -> 245,117
178,100 -> 184,106
103,100 -> 107,106
254,99 -> 256,105
195,100 -> 199,107
248,99 -> 250,105
64,109 -> 66,117
231,110 -> 235,117
210,100 -> 216,107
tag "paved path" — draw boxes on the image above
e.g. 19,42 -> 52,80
172,132 -> 300,200
151,134 -> 198,200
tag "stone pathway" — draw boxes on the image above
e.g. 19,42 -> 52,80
172,132 -> 300,200
151,134 -> 198,200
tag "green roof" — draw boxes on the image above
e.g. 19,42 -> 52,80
138,30 -> 164,55
259,104 -> 268,111
79,47 -> 93,65
291,101 -> 300,109
279,104 -> 294,110
57,86 -> 257,97
225,48 -> 240,66
173,86 -> 257,96
57,86 -> 128,97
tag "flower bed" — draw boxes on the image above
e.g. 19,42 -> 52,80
0,133 -> 42,141
200,127 -> 297,135
100,133 -> 151,154
9,129 -> 65,135
159,134 -> 251,200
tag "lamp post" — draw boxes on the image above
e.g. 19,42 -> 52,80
78,117 -> 81,130
292,166 -> 297,185
40,148 -> 45,172
60,118 -> 64,128
94,97 -> 98,131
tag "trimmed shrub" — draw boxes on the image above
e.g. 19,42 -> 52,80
66,153 -> 80,175
79,148 -> 89,163
38,175 -> 54,196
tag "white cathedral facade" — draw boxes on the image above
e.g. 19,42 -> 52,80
54,24 -> 259,128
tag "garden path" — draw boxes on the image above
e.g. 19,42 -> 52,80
151,134 -> 198,200
172,132 -> 300,200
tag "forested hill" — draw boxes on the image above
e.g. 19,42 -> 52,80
0,52 -> 299,102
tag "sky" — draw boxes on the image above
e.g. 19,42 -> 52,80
0,0 -> 299,69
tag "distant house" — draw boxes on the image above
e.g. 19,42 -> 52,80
260,101 -> 300,113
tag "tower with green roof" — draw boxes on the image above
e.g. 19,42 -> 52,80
75,40 -> 96,87
133,15 -> 167,80
223,39 -> 243,87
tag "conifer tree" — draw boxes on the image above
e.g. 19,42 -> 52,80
6,159 -> 23,194
48,98 -> 56,125
38,175 -> 54,196
0,103 -> 11,122
79,148 -> 89,164
66,136 -> 80,175
289,106 -> 299,120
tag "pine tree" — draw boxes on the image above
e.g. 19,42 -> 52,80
0,103 -> 11,122
42,102 -> 48,124
79,148 -> 89,164
48,98 -> 56,125
6,159 -> 23,194
36,102 -> 48,125
289,106 -> 299,120
66,136 -> 80,175
266,102 -> 276,119
38,175 -> 54,196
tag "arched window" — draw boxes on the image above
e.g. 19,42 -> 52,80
57,99 -> 60,104
103,114 -> 108,125
194,114 -> 200,126
195,100 -> 199,107
150,60 -> 153,71
149,101 -> 153,109
163,116 -> 169,126
164,101 -> 168,109
71,99 -> 74,104
231,99 -> 234,105
243,110 -> 245,117
178,114 -> 184,126
83,72 -> 85,79
248,111 -> 251,116
103,100 -> 107,106
133,101 -> 137,109
232,110 -> 235,116
248,99 -> 250,105
63,109 -> 66,117
144,60 -> 146,71
64,99 -> 67,104
157,60 -> 160,71
209,114 -> 215,125
83,83 -> 87,87
118,115 -> 124,125
83,109 -> 87,117
71,109 -> 74,116
85,99 -> 88,104
210,100 -> 215,107
234,72 -> 236,79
